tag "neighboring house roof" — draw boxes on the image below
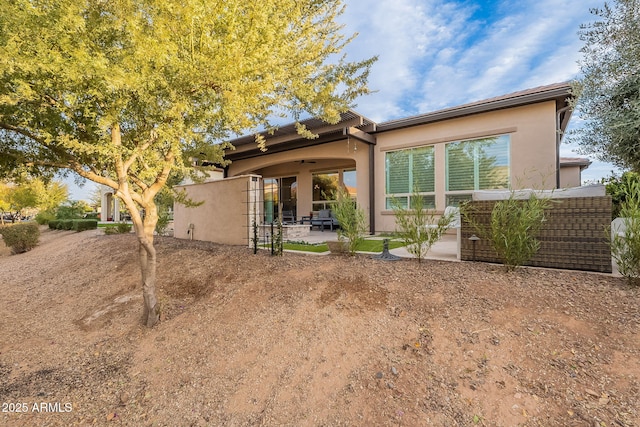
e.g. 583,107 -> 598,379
224,82 -> 575,161
560,156 -> 591,170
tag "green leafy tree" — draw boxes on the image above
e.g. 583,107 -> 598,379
573,1 -> 640,171
0,0 -> 375,326
0,179 -> 68,223
602,171 -> 640,218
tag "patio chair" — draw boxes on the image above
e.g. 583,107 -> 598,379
281,210 -> 295,224
311,209 -> 339,231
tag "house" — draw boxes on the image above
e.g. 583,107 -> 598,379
174,82 -> 589,244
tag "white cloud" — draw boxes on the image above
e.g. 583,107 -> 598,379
343,0 -> 601,116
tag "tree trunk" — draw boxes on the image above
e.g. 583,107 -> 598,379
138,234 -> 159,327
124,198 -> 161,327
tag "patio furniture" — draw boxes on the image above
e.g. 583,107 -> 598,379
281,210 -> 296,224
311,209 -> 339,231
300,215 -> 312,225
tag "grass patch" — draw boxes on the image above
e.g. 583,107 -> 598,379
262,238 -> 404,253
355,239 -> 404,252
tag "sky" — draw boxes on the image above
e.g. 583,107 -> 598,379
67,0 -> 617,201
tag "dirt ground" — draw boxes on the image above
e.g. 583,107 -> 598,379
0,227 -> 638,427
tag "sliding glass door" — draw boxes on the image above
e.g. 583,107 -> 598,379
263,176 -> 297,223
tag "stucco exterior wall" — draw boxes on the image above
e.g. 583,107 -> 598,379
173,175 -> 260,245
560,165 -> 583,188
374,101 -> 558,232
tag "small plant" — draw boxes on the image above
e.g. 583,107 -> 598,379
331,186 -> 367,256
272,219 -> 283,256
251,218 -> 258,254
0,222 -> 40,254
104,222 -> 132,235
610,180 -> 640,285
392,188 -> 452,262
464,190 -> 551,271
155,208 -> 171,236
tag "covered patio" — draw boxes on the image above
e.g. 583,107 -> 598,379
224,110 -> 377,233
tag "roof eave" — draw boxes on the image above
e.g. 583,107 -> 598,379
375,83 -> 574,133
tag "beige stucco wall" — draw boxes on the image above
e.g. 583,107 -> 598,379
560,165 -> 583,188
227,139 -> 371,223
173,175 -> 260,245
374,101 -> 558,232
182,100 -> 565,240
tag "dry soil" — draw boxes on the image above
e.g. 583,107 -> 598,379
0,227 -> 639,426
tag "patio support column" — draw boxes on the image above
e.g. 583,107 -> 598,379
369,142 -> 375,234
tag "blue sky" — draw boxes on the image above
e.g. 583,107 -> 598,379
337,0 -> 617,179
67,0 -> 616,201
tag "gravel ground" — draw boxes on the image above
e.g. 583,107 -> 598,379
0,227 -> 638,426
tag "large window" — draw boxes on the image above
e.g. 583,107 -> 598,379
385,146 -> 435,209
312,172 -> 339,211
445,135 -> 510,205
311,169 -> 357,211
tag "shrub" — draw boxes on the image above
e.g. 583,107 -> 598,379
391,188 -> 452,262
610,180 -> 640,285
332,187 -> 367,256
155,209 -> 171,236
59,219 -> 74,230
48,220 -> 60,229
464,191 -> 551,271
490,194 -> 551,271
35,209 -> 56,225
0,222 -> 40,254
104,222 -> 132,235
73,219 -> 98,232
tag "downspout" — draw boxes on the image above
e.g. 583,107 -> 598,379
556,105 -> 571,189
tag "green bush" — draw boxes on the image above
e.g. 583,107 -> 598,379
73,219 -> 98,231
104,222 -> 132,235
48,220 -> 60,229
332,187 -> 367,256
610,180 -> 640,285
464,191 -> 551,271
35,209 -> 56,225
392,188 -> 452,263
59,219 -> 74,230
0,222 -> 40,254
155,209 -> 171,236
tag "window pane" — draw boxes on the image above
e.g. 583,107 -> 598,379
343,169 -> 357,198
412,146 -> 434,192
478,136 -> 510,189
446,135 -> 510,192
313,173 -> 339,201
263,178 -> 278,223
446,194 -> 472,207
446,141 -> 475,191
410,195 -> 435,209
386,150 -> 409,194
386,196 -> 408,210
